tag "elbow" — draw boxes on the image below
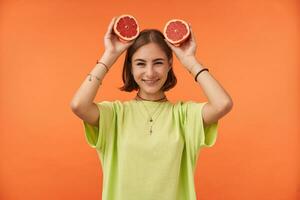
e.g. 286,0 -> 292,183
70,101 -> 80,112
217,98 -> 233,114
222,99 -> 233,113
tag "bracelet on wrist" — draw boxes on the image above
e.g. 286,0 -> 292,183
194,68 -> 209,82
96,60 -> 109,73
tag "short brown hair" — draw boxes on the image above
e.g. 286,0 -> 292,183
118,29 -> 177,92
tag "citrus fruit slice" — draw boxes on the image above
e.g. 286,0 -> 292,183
113,14 -> 140,43
163,19 -> 190,46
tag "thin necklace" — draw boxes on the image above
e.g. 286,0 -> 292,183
134,93 -> 167,135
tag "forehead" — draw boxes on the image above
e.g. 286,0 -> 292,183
132,43 -> 167,61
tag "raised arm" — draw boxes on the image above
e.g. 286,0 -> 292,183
70,17 -> 134,126
165,23 -> 233,126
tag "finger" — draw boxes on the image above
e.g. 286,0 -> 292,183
164,39 -> 175,51
105,16 -> 117,38
188,23 -> 196,43
125,40 -> 135,48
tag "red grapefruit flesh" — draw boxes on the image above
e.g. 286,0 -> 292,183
163,19 -> 190,46
113,15 -> 140,43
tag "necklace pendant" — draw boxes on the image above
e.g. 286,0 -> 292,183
150,126 -> 153,135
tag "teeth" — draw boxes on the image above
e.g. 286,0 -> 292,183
143,79 -> 158,84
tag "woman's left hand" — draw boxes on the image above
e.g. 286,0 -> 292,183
164,23 -> 199,71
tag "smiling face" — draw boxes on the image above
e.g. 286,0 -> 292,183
131,42 -> 172,100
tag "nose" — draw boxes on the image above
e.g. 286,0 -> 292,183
145,65 -> 156,78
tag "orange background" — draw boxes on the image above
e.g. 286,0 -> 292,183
1,0 -> 299,199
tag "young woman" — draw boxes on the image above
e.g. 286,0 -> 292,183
70,16 -> 233,200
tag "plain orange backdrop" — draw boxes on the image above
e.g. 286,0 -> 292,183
1,0 -> 299,199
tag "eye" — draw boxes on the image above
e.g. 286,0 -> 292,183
155,62 -> 163,65
137,63 -> 145,66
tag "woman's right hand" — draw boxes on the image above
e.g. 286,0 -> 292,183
103,16 -> 135,59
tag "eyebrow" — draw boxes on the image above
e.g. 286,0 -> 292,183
133,58 -> 165,62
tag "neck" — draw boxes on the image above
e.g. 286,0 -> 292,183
135,92 -> 167,102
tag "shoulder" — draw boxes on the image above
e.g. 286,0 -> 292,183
173,100 -> 206,109
165,100 -> 206,118
96,100 -> 125,111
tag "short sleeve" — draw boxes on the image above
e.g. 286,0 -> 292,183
181,101 -> 218,162
82,101 -> 115,151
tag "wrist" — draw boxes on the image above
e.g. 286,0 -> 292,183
189,63 -> 204,77
184,57 -> 203,73
184,56 -> 199,71
99,51 -> 119,68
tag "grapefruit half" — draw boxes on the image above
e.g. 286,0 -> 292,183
163,19 -> 190,46
113,14 -> 140,43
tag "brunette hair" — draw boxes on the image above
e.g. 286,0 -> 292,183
118,29 -> 177,92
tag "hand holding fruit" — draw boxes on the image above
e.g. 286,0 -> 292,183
103,16 -> 137,59
164,21 -> 198,72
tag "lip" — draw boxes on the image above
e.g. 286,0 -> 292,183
142,79 -> 159,81
142,79 -> 159,85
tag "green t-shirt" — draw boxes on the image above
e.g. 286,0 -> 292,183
82,99 -> 218,200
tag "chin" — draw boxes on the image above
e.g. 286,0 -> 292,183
138,85 -> 162,94
141,87 -> 161,94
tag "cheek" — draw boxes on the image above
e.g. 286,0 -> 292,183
131,70 -> 142,81
161,68 -> 170,77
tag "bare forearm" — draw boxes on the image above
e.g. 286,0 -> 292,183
187,57 -> 233,110
70,51 -> 118,109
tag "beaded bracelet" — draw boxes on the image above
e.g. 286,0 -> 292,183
194,68 -> 209,82
96,60 -> 109,72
